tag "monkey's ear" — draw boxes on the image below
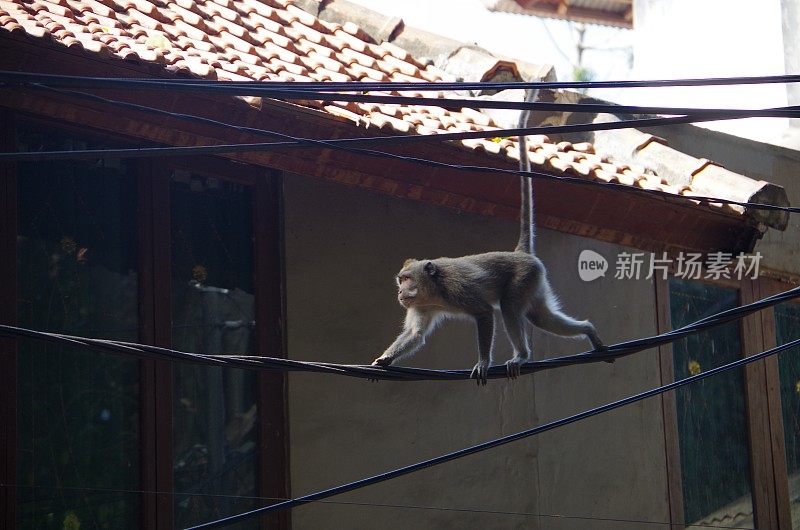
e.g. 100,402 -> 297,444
424,261 -> 438,277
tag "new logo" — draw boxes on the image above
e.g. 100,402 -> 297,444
578,250 -> 608,282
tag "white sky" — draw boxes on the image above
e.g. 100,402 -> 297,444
346,0 -> 796,146
346,0 -> 633,89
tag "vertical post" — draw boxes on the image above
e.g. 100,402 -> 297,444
254,170 -> 290,530
153,165 -> 174,530
759,279 -> 792,529
741,279 -> 779,530
654,276 -> 685,529
0,107 -> 18,530
140,161 -> 174,529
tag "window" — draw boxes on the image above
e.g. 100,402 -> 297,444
170,172 -> 259,528
775,302 -> 800,528
16,125 -> 141,529
5,119 -> 287,529
668,278 -> 754,527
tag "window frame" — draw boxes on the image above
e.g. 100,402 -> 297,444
656,275 -> 795,530
758,278 -> 797,530
0,112 -> 289,530
0,106 -> 19,530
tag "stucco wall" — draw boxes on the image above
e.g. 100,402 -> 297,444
283,173 -> 669,529
644,124 -> 800,280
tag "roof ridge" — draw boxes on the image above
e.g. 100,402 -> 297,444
0,0 -> 788,228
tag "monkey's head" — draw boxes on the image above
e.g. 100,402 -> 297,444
395,258 -> 439,308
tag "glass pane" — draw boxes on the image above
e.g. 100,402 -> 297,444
669,278 -> 754,527
775,302 -> 800,529
16,125 -> 140,529
170,171 -> 259,529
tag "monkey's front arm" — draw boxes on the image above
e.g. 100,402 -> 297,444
372,328 -> 426,367
372,310 -> 436,367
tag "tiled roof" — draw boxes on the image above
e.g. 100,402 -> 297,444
0,0 -> 786,225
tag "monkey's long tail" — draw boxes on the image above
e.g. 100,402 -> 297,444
515,88 -> 538,254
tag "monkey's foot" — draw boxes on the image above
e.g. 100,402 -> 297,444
505,357 -> 526,379
588,334 -> 608,353
584,345 -> 614,364
470,360 -> 490,386
594,342 -> 614,364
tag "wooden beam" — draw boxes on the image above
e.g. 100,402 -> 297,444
740,279 -> 779,530
655,276 -> 686,529
0,35 -> 758,256
254,171 -> 291,530
759,278 -> 794,530
512,0 -> 633,28
0,102 -> 18,530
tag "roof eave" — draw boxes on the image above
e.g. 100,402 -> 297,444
0,33 -> 762,255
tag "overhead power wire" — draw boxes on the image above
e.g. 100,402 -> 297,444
6,484 -> 754,529
3,85 -> 799,216
186,336 -> 800,529
5,73 -> 800,118
1,285 -> 799,381
10,106 -> 800,161
5,82 -> 800,165
4,70 -> 800,92
6,484 -> 753,528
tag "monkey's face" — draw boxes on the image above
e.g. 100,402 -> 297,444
396,272 -> 420,307
396,259 -> 438,308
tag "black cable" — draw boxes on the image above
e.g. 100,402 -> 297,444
4,85 -> 800,215
1,285 -> 798,381
8,99 -> 800,163
185,336 -> 800,529
5,484 -> 754,528
7,75 -> 800,118
4,70 -> 800,91
12,112 -> 799,162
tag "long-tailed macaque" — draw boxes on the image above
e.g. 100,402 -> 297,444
372,90 -> 605,384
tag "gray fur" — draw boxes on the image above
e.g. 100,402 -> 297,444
372,91 -> 606,385
373,252 -> 605,385
515,88 -> 539,255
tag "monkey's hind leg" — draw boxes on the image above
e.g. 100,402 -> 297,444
527,301 -> 606,352
500,302 -> 532,380
469,312 -> 495,386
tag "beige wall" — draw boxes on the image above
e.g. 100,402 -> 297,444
644,124 -> 800,280
283,173 -> 669,529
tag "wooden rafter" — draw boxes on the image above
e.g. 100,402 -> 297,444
501,0 -> 633,28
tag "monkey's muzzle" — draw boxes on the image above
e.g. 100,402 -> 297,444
398,294 -> 416,307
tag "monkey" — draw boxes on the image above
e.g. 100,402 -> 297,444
371,89 -> 606,385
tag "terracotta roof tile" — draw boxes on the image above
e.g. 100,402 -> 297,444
0,0 -> 768,218
377,54 -> 419,77
203,0 -> 241,23
345,61 -> 389,81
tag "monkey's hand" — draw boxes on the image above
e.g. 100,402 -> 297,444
470,359 -> 490,386
505,357 -> 525,379
369,356 -> 394,383
371,356 -> 393,367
